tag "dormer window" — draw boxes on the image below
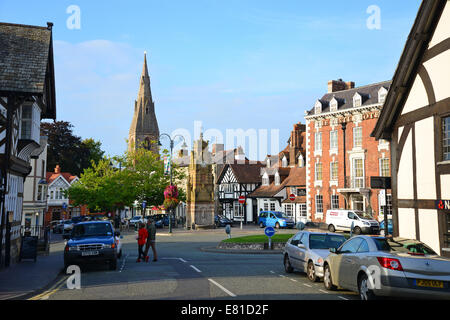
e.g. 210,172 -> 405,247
315,101 -> 322,114
378,87 -> 388,103
330,98 -> 338,112
282,156 -> 288,167
266,158 -> 271,167
262,172 -> 269,186
275,171 -> 280,185
353,93 -> 362,108
298,154 -> 304,168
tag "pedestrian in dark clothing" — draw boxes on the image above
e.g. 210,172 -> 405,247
136,222 -> 148,262
144,218 -> 158,262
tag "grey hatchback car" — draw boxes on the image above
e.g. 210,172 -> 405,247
323,236 -> 450,300
283,231 -> 347,282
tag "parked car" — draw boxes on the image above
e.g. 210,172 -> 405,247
379,219 -> 393,235
258,211 -> 294,229
326,209 -> 380,235
323,235 -> 450,300
51,220 -> 63,233
61,220 -> 74,237
128,215 -> 146,227
283,231 -> 347,282
215,215 -> 233,227
64,221 -> 119,270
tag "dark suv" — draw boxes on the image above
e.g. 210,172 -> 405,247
64,221 -> 119,270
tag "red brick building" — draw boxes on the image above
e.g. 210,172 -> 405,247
304,79 -> 392,223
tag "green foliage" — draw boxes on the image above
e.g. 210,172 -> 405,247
67,145 -> 185,213
41,121 -> 105,176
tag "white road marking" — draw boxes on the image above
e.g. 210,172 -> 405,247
319,289 -> 329,294
179,258 -> 187,263
119,254 -> 128,273
338,296 -> 349,300
190,265 -> 202,273
270,271 -> 275,274
290,279 -> 298,282
279,275 -> 286,278
303,284 -> 312,288
208,279 -> 237,297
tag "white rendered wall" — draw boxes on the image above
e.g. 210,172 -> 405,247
415,118 -> 436,199
397,131 -> 414,199
418,209 -> 440,253
424,50 -> 450,102
402,76 -> 429,114
398,208 -> 416,239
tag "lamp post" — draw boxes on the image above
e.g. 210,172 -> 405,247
158,134 -> 187,233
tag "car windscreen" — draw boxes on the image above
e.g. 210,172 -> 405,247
309,234 -> 346,249
72,223 -> 113,238
354,211 -> 374,220
374,238 -> 437,255
274,212 -> 287,218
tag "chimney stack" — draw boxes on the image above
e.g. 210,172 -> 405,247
54,165 -> 61,174
328,79 -> 355,93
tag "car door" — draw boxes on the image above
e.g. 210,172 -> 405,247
336,237 -> 363,288
266,213 -> 275,227
287,232 -> 304,269
346,212 -> 358,231
348,239 -> 371,291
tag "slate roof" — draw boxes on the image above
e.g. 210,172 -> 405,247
0,22 -> 52,94
307,81 -> 392,115
0,22 -> 56,119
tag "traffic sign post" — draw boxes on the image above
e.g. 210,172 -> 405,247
238,196 -> 245,230
265,227 -> 276,250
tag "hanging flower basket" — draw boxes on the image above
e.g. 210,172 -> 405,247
164,185 -> 179,199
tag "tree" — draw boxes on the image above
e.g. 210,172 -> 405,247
67,146 -> 186,213
41,121 -> 105,176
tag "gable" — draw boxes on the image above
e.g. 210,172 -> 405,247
219,166 -> 237,184
49,175 -> 70,189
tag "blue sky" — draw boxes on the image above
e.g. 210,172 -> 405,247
0,0 -> 421,159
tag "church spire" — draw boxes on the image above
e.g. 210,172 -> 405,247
128,51 -> 160,154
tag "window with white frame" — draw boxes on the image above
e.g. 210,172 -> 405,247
330,99 -> 338,112
353,127 -> 362,148
234,202 -> 243,218
282,156 -> 288,167
262,173 -> 269,186
353,94 -> 362,108
331,195 -> 339,209
330,130 -> 338,150
316,195 -> 323,213
379,194 -> 392,217
352,158 -> 364,188
315,101 -> 322,114
379,158 -> 390,177
299,204 -> 307,218
379,88 -> 388,103
275,172 -> 280,185
298,154 -> 304,167
264,203 -> 269,211
330,162 -> 338,181
315,163 -> 323,181
315,132 -> 322,151
270,202 -> 276,211
285,204 -> 294,218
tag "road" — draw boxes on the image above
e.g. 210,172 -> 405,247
32,227 -> 358,300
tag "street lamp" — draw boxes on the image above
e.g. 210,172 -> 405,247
158,133 -> 186,233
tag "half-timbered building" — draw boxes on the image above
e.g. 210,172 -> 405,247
372,0 -> 450,257
0,22 -> 56,266
217,162 -> 264,223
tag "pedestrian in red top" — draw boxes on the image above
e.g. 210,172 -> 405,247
136,222 -> 148,262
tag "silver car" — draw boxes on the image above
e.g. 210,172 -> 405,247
323,236 -> 450,300
283,231 -> 347,282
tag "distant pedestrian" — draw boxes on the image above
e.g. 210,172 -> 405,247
144,218 -> 158,262
136,222 -> 148,262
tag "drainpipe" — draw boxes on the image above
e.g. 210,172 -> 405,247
341,122 -> 347,209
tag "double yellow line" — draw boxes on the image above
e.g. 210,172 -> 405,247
28,276 -> 68,300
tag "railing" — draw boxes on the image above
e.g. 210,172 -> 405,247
343,176 -> 372,189
20,225 -> 50,252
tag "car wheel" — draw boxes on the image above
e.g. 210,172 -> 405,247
358,273 -> 377,300
323,265 -> 337,291
259,222 -> 264,228
109,259 -> 117,271
328,224 -> 335,232
353,227 -> 362,235
284,254 -> 293,273
307,261 -> 318,282
275,222 -> 280,229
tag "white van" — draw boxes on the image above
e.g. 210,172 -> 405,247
325,209 -> 380,234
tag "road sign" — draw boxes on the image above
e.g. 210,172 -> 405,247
62,202 -> 67,210
265,227 -> 275,238
289,194 -> 296,201
379,190 -> 386,206
370,176 -> 391,189
238,196 -> 246,204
